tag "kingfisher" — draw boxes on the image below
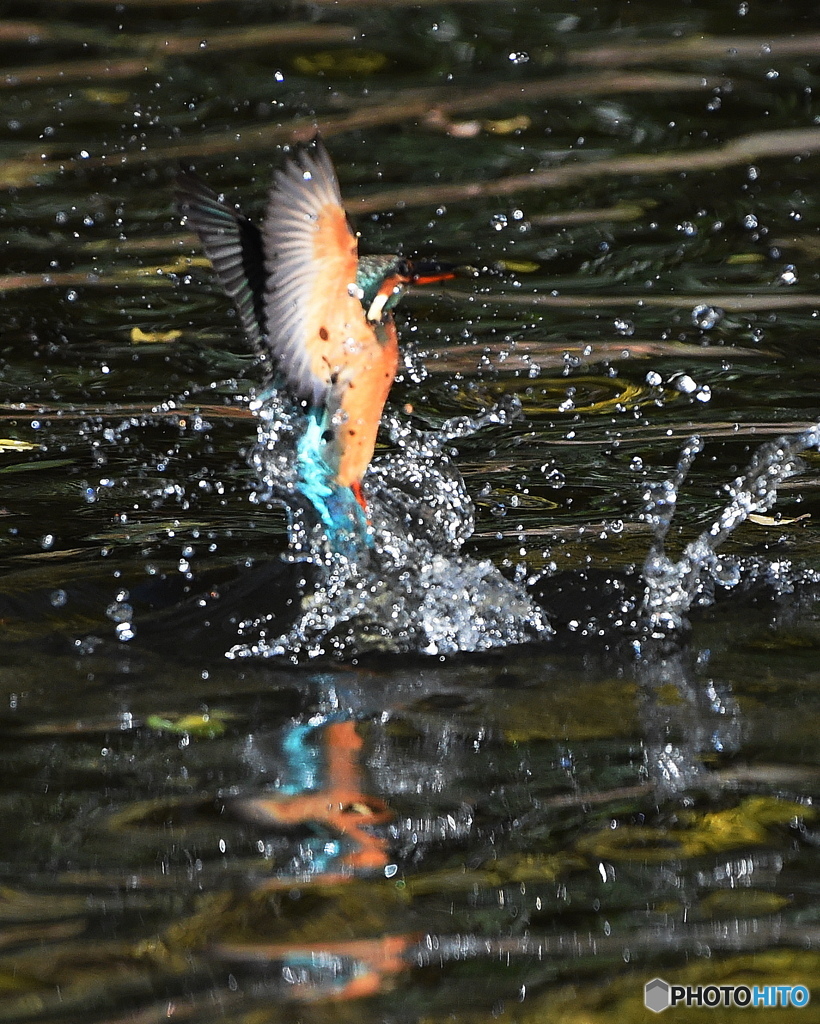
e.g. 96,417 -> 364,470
175,140 -> 456,534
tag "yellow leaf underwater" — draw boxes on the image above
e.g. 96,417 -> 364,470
484,114 -> 531,134
726,252 -> 765,264
576,796 -> 813,862
697,888 -> 791,919
146,712 -> 230,738
130,327 -> 183,344
292,49 -> 388,76
748,512 -> 810,526
0,439 -> 37,452
495,259 -> 541,273
80,88 -> 131,104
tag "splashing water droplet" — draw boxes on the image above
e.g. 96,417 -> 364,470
691,304 -> 722,330
235,389 -> 551,659
640,424 -> 820,635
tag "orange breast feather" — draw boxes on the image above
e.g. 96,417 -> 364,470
331,317 -> 399,489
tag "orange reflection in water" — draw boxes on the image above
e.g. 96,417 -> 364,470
213,933 -> 416,1002
237,720 -> 392,872
227,719 -> 416,1000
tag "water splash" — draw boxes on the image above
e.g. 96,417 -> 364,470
640,423 -> 820,636
126,388 -> 820,659
232,391 -> 550,660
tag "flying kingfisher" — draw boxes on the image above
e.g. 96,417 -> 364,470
175,140 -> 456,534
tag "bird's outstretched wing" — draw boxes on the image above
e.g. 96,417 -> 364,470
175,171 -> 267,354
261,140 -> 379,409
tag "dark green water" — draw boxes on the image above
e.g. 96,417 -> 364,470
2,1 -> 820,1020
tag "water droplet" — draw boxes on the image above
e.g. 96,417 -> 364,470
106,601 -> 133,623
672,373 -> 698,395
691,304 -> 722,330
541,466 -> 566,488
115,621 -> 135,641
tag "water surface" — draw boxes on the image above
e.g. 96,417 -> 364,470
2,1 -> 820,1020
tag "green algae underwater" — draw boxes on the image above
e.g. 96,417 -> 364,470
3,0 -> 820,1020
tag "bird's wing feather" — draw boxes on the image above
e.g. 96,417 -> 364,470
261,140 -> 378,408
175,171 -> 267,353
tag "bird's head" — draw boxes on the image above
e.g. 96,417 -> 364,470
356,255 -> 465,322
